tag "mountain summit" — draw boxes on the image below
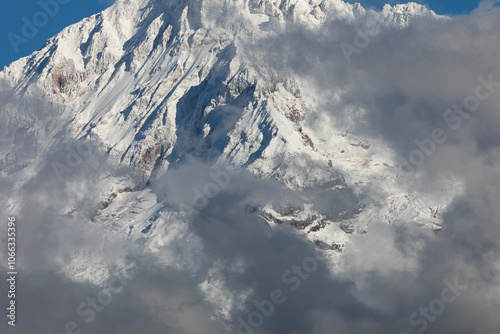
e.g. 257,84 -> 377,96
0,0 -> 448,325
0,0 -> 436,178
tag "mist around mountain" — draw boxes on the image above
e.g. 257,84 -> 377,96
1,1 -> 500,333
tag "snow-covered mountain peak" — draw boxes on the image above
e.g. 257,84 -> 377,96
0,0 -> 453,295
0,0 -> 447,198
0,0 -> 439,94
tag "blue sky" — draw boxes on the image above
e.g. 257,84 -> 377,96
357,0 -> 482,14
0,0 -> 485,69
0,0 -> 113,69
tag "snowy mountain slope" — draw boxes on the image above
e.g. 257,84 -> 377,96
0,0 -> 439,180
0,0 -> 459,326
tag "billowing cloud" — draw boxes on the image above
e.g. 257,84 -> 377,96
2,1 -> 500,334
